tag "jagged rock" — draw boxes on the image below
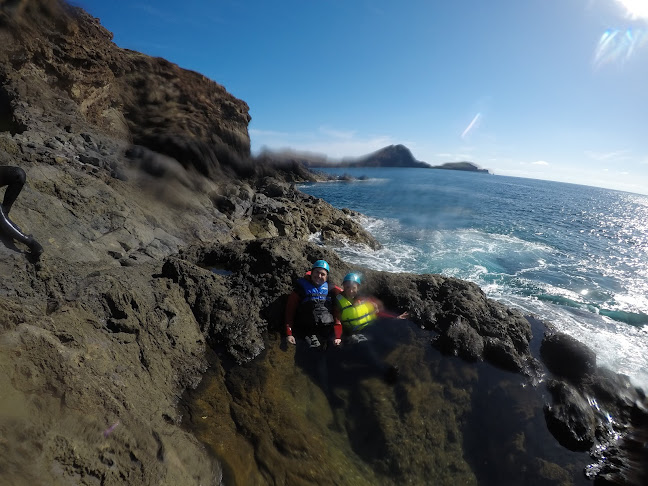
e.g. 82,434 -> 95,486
432,316 -> 484,361
544,379 -> 597,451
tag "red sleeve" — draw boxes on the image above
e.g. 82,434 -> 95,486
333,321 -> 342,340
285,292 -> 299,336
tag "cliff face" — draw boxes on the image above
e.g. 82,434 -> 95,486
1,0 -> 251,176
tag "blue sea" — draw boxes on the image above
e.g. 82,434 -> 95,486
299,168 -> 648,390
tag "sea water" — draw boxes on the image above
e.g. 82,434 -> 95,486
299,168 -> 648,390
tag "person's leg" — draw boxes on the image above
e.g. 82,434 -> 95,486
0,166 -> 26,215
0,167 -> 43,258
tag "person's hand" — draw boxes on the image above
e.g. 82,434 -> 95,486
287,336 -> 296,345
397,312 -> 409,319
334,338 -> 342,346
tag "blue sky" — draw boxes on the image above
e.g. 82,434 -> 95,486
72,0 -> 648,194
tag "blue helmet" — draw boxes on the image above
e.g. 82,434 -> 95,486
312,260 -> 330,272
343,272 -> 362,285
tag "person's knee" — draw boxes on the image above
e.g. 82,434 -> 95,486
12,167 -> 26,185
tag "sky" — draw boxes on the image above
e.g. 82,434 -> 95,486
71,0 -> 648,195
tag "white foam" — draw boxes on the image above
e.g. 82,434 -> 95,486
495,294 -> 648,391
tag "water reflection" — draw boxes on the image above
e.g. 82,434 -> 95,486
184,321 -> 590,485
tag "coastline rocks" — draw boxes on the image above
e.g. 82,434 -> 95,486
433,316 -> 484,361
0,260 -> 219,485
540,329 -> 597,384
544,379 -> 597,451
537,326 -> 648,482
357,271 -> 539,376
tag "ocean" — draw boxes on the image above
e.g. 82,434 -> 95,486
299,167 -> 648,390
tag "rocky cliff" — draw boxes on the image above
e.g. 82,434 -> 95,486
0,1 -> 645,485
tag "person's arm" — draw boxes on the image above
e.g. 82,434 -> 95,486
285,292 -> 299,344
331,292 -> 342,345
368,297 -> 409,319
333,321 -> 342,344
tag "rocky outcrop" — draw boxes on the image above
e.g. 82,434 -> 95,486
537,325 -> 647,483
430,161 -> 489,173
1,0 -> 250,177
340,144 -> 430,168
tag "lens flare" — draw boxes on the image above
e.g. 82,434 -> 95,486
594,27 -> 648,68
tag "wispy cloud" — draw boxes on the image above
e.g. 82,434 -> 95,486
319,126 -> 356,139
532,160 -> 549,166
585,149 -> 631,160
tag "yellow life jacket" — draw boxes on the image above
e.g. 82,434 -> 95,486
336,294 -> 377,333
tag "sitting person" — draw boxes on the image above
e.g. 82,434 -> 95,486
0,165 -> 43,259
285,260 -> 342,349
334,272 -> 408,382
335,272 -> 408,337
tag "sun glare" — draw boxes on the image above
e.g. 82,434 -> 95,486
615,0 -> 648,21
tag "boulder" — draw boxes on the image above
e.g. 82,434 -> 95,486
540,329 -> 596,383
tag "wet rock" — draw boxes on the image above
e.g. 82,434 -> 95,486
362,272 -> 539,376
541,328 -> 596,384
544,379 -> 597,451
432,316 -> 484,361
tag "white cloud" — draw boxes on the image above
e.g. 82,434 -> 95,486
532,160 -> 550,166
318,126 -> 356,139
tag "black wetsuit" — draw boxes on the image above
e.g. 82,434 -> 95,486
0,165 -> 43,258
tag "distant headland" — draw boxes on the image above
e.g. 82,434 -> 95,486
305,144 -> 490,173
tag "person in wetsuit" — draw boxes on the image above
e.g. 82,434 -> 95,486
285,260 -> 342,349
334,272 -> 408,382
0,166 -> 43,259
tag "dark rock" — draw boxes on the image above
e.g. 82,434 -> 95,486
541,329 -> 596,383
544,379 -> 596,451
432,316 -> 484,361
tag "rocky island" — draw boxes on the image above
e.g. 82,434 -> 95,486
0,1 -> 645,485
305,144 -> 490,173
